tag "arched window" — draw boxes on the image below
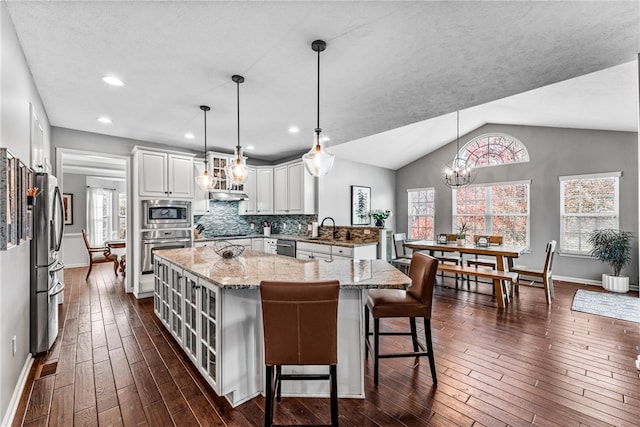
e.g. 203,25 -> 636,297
459,133 -> 529,168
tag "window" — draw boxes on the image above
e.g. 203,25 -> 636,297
559,172 -> 620,254
460,133 -> 529,168
86,187 -> 114,246
407,188 -> 435,240
453,180 -> 530,246
118,192 -> 127,239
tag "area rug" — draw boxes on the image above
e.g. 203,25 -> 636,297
571,289 -> 640,323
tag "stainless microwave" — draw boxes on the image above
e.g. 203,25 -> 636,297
141,200 -> 191,229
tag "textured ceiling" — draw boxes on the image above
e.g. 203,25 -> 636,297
5,1 -> 639,169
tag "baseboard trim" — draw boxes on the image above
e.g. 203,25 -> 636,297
553,275 -> 602,287
1,354 -> 33,427
65,263 -> 88,268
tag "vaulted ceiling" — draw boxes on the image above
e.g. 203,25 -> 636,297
6,1 -> 639,170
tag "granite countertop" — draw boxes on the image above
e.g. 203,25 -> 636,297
155,247 -> 409,290
194,233 -> 378,248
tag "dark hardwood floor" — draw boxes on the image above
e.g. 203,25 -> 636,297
11,265 -> 640,426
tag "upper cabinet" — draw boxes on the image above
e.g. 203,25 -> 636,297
240,167 -> 273,215
135,148 -> 194,199
193,159 -> 210,214
274,161 -> 316,215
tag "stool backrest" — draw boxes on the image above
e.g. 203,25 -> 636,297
260,280 -> 340,366
393,233 -> 409,258
406,252 -> 439,310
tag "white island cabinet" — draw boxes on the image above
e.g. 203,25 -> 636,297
153,248 -> 409,407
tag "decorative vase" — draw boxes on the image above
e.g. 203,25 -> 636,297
602,273 -> 629,293
375,219 -> 384,227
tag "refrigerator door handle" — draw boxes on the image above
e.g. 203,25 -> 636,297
52,186 -> 64,252
48,281 -> 65,297
50,261 -> 65,273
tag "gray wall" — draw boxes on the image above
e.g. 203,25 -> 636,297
0,4 -> 52,423
396,123 -> 638,285
62,173 -> 87,233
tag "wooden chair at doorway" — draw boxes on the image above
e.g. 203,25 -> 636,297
82,229 -> 118,280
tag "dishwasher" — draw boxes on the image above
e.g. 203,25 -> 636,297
276,239 -> 296,257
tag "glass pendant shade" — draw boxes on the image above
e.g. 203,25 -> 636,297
196,169 -> 214,191
303,129 -> 334,177
226,147 -> 249,186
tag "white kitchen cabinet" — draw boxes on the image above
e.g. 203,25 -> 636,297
264,238 -> 277,254
136,148 -> 194,199
238,167 -> 257,215
251,238 -> 263,252
193,159 -> 210,214
256,167 -> 274,214
274,161 -> 316,214
296,241 -> 332,260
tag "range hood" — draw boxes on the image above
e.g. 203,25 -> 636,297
208,189 -> 249,201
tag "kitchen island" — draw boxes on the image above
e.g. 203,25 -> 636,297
153,247 -> 410,407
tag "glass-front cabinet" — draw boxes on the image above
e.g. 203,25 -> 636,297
183,271 -> 199,365
199,284 -> 220,390
169,264 -> 184,346
154,258 -> 171,328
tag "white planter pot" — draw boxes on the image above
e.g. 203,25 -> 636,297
456,238 -> 466,246
602,274 -> 629,293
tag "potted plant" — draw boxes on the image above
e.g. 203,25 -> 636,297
587,228 -> 633,293
456,222 -> 470,246
370,209 -> 391,228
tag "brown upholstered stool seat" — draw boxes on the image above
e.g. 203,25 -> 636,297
367,290 -> 430,318
365,252 -> 439,387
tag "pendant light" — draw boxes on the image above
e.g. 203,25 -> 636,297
441,110 -> 475,188
195,105 -> 215,191
226,75 -> 249,186
302,39 -> 335,177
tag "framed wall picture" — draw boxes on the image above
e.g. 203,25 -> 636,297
63,193 -> 73,225
351,185 -> 371,225
0,148 -> 18,249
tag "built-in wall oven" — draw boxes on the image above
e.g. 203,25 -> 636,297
141,229 -> 192,274
142,199 -> 191,229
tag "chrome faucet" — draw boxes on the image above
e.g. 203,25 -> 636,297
320,217 -> 338,239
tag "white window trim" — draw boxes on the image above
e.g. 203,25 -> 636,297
461,133 -> 530,169
452,180 -> 531,248
559,171 -> 620,255
407,187 -> 435,240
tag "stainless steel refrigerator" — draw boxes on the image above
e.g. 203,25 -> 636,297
30,173 -> 65,355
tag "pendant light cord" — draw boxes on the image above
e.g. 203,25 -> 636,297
236,80 -> 241,151
203,107 -> 208,167
456,110 -> 460,153
316,46 -> 321,130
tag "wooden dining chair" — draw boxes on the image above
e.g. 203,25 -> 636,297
466,235 -> 503,286
391,233 -> 412,273
260,280 -> 340,427
365,252 -> 439,386
82,229 -> 118,280
511,240 -> 557,304
435,233 -> 462,285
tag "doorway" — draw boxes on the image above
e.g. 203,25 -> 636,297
56,148 -> 132,292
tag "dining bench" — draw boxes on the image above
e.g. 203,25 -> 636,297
436,264 -> 518,308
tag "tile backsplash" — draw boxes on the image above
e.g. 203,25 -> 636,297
194,201 -> 317,237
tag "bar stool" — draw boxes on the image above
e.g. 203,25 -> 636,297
365,252 -> 439,386
260,280 -> 340,427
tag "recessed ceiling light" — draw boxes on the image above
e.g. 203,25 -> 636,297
97,117 -> 112,124
184,133 -> 195,139
245,145 -> 255,150
102,75 -> 124,86
289,126 -> 299,133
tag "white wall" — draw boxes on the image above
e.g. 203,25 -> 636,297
0,4 -> 51,423
317,157 -> 396,231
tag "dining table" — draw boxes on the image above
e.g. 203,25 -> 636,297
105,239 -> 126,276
403,240 -> 526,272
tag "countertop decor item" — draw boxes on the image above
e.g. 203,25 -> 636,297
441,110 -> 476,188
225,75 -> 249,186
370,209 -> 391,227
302,39 -> 335,177
213,240 -> 245,259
